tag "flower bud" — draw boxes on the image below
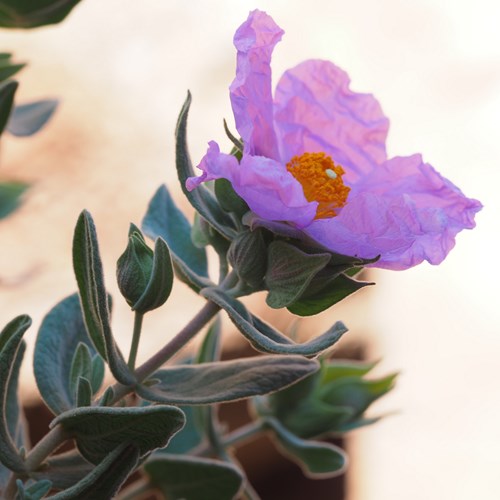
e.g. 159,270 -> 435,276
117,230 -> 154,308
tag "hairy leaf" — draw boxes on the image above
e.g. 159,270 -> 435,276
144,455 -> 243,500
34,294 -> 99,415
48,444 -> 139,499
175,91 -> 236,239
136,355 -> 319,405
202,288 -> 347,356
0,315 -> 30,474
52,405 -> 185,464
142,185 -> 212,291
72,210 -> 134,385
265,418 -> 347,478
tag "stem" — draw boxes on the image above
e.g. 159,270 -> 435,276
24,425 -> 67,472
192,419 -> 264,457
127,312 -> 144,371
111,300 -> 221,403
135,300 -> 220,380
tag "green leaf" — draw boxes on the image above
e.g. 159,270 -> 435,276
0,181 -> 29,220
319,373 -> 398,419
0,80 -> 17,135
97,386 -> 114,407
34,294 -> 99,415
264,418 -> 347,478
157,405 -> 202,455
222,118 -> 243,154
202,288 -> 347,356
72,210 -> 135,385
47,444 -> 139,500
0,0 -> 83,29
144,455 -> 243,500
7,99 -> 57,136
0,315 -> 30,474
69,343 -> 92,400
30,450 -> 93,490
52,405 -> 185,464
142,184 -> 212,291
191,213 -> 230,257
0,328 -> 27,490
136,355 -> 319,405
75,377 -> 92,407
265,241 -> 331,309
320,359 -> 378,385
287,273 -> 373,316
214,178 -> 248,217
89,355 -> 104,395
196,317 -> 221,364
228,229 -> 267,288
175,92 -> 236,239
131,237 -> 174,313
16,478 -> 52,499
0,54 -> 25,82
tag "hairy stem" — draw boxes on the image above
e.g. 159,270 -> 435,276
24,425 -> 67,472
192,419 -> 265,457
111,300 -> 221,403
127,312 -> 144,371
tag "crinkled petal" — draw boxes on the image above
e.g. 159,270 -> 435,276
304,155 -> 482,270
230,9 -> 283,160
187,142 -> 317,228
274,60 -> 389,181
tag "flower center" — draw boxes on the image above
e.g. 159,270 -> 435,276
286,152 -> 350,219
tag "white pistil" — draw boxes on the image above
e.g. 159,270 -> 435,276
325,168 -> 337,179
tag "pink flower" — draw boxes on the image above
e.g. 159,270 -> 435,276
187,10 -> 481,270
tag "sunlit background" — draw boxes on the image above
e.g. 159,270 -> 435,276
0,1 -> 498,499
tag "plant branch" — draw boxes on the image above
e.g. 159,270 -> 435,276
110,299 -> 221,403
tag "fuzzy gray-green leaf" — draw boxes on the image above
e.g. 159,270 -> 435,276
136,355 -> 319,405
52,405 -> 185,464
265,241 -> 331,309
0,315 -> 30,474
48,444 -> 139,500
144,455 -> 243,500
175,92 -> 236,240
142,184 -> 212,292
265,417 -> 347,478
34,294 -> 98,415
202,288 -> 347,357
72,210 -> 135,385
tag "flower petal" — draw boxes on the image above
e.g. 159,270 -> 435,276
274,60 -> 389,181
230,10 -> 283,160
304,155 -> 482,270
188,142 -> 317,228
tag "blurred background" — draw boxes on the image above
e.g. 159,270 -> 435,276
0,0 -> 498,498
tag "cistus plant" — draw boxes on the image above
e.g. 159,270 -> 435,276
0,9 -> 480,500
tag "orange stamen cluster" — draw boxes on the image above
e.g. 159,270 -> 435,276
286,152 -> 350,219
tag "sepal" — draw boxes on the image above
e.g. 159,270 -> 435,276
228,229 -> 267,288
